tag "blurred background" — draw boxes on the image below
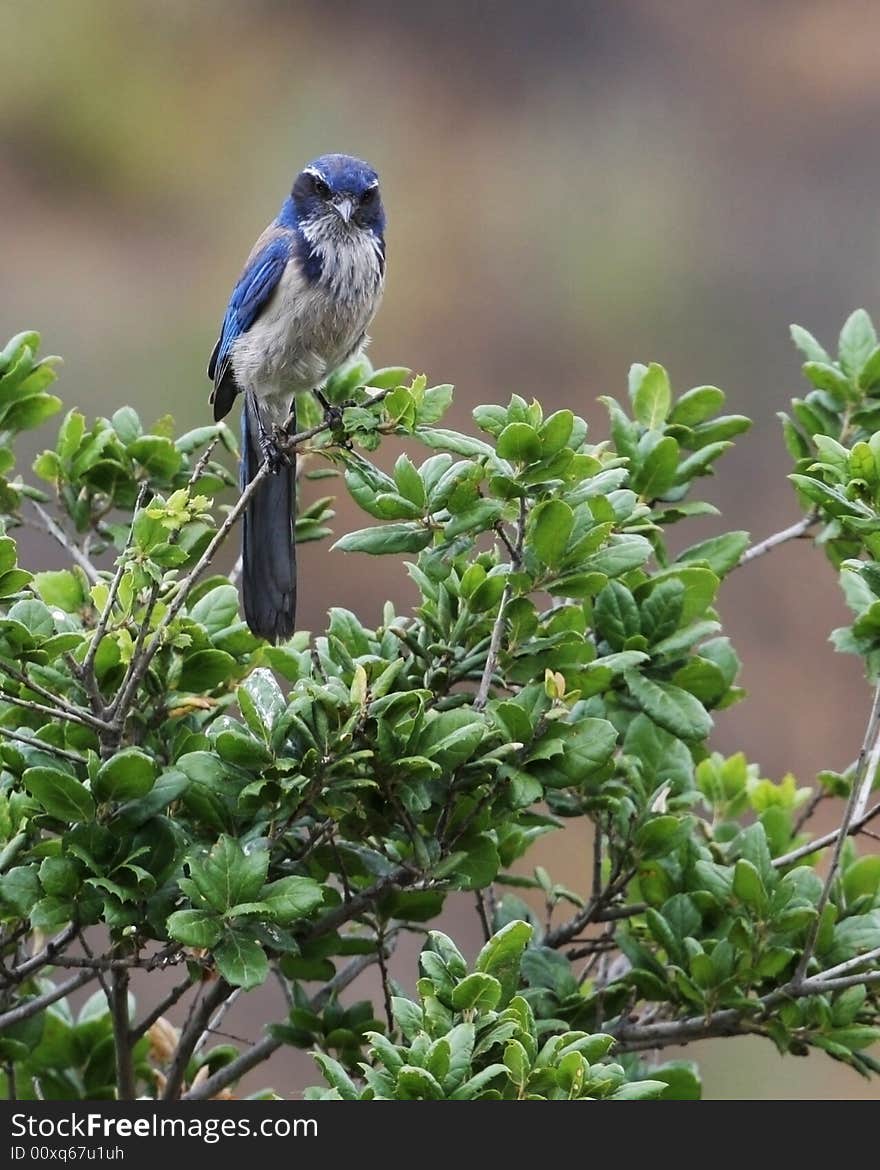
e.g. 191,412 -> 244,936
2,0 -> 879,1099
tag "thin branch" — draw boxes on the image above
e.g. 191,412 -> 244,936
10,924 -> 77,981
130,976 -> 196,1043
37,946 -> 184,973
0,727 -> 85,765
474,889 -> 492,943
795,682 -> 880,982
110,966 -> 136,1100
182,951 -> 384,1101
474,585 -> 511,712
0,687 -> 107,732
30,501 -> 99,584
162,978 -> 232,1101
737,511 -> 819,568
773,798 -> 880,868
806,945 -> 880,985
0,661 -> 108,732
0,970 -> 96,1029
81,483 -> 149,688
111,402 -> 386,727
194,987 -> 241,1056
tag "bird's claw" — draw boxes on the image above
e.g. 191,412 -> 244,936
259,427 -> 291,474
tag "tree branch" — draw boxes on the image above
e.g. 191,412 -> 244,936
795,682 -> 880,981
182,949 -> 388,1101
0,970 -> 96,1029
773,798 -> 880,868
30,501 -> 100,584
162,978 -> 232,1101
737,511 -> 819,568
0,727 -> 85,765
109,966 -> 136,1100
130,975 -> 196,1044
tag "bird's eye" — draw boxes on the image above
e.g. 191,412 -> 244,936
361,186 -> 378,205
313,176 -> 331,199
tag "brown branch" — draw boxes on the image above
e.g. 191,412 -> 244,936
0,970 -> 97,1029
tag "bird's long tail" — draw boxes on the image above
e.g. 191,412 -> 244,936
241,393 -> 296,643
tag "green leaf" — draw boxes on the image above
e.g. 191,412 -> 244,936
790,324 -> 831,365
93,748 -> 157,802
450,972 -> 502,1012
261,876 -> 324,923
333,523 -> 432,555
396,1065 -> 444,1100
632,363 -> 671,429
633,435 -> 679,498
23,766 -> 95,823
733,858 -> 767,911
190,585 -> 240,635
166,909 -> 223,948
530,500 -> 574,568
843,857 -> 880,903
188,836 -> 269,913
178,649 -> 238,691
839,309 -> 877,378
625,671 -> 713,741
497,423 -> 541,463
32,570 -> 85,613
128,435 -> 182,480
593,581 -> 640,649
668,386 -> 725,428
313,1053 -> 360,1099
474,920 -> 532,1006
214,931 -> 268,989
677,531 -> 749,576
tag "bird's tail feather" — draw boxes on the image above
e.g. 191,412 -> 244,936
241,395 -> 296,643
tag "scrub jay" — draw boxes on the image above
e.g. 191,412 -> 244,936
208,153 -> 386,641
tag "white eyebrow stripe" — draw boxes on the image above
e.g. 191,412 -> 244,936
303,167 -> 327,182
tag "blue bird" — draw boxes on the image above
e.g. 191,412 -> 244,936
208,154 -> 386,642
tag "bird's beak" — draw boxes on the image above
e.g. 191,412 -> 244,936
332,196 -> 355,225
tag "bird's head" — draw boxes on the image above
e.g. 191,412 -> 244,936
291,154 -> 384,237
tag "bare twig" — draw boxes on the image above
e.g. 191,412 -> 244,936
773,799 -> 880,868
0,970 -> 96,1029
796,683 -> 880,982
474,585 -> 511,712
130,976 -> 196,1043
194,987 -> 242,1057
162,979 -> 232,1101
737,511 -> 819,568
474,889 -> 492,942
30,501 -> 99,584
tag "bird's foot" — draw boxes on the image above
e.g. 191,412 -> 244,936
314,390 -> 353,449
258,425 -> 291,473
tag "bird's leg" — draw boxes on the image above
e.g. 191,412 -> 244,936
314,388 -> 345,431
255,411 -> 290,473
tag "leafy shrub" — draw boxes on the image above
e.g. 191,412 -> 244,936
0,313 -> 878,1101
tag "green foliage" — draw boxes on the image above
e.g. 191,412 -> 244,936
0,319 -> 879,1102
306,924 -> 668,1100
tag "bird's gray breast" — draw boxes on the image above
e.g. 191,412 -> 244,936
231,226 -> 384,410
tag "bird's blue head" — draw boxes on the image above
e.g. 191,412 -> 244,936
290,153 -> 385,236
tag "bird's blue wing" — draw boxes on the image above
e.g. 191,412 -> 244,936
209,229 -> 293,418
